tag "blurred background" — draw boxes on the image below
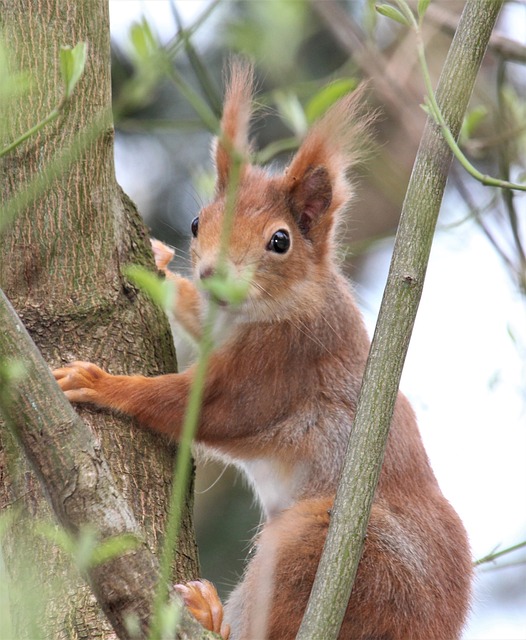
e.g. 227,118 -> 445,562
109,2 -> 526,638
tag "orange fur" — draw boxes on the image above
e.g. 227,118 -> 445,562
54,62 -> 471,639
174,580 -> 230,639
151,238 -> 202,341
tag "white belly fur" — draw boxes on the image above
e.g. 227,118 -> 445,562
239,458 -> 306,519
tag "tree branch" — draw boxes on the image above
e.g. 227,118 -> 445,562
423,2 -> 526,64
0,289 -> 216,640
296,0 -> 504,637
311,0 -> 423,148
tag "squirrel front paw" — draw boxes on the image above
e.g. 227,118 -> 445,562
174,579 -> 230,640
53,361 -> 109,404
151,238 -> 175,274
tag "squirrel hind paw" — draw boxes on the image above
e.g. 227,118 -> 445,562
174,579 -> 230,639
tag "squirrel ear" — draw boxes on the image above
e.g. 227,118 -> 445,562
284,85 -> 371,239
288,166 -> 332,235
214,60 -> 254,193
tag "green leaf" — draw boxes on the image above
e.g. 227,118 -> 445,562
192,168 -> 216,202
36,523 -> 141,571
363,1 -> 379,37
35,522 -> 76,556
73,527 -> 100,572
273,90 -> 308,137
90,533 -> 141,567
129,19 -> 158,62
305,78 -> 358,124
200,266 -> 253,307
0,359 -> 26,385
124,613 -> 142,640
460,105 -> 488,141
60,42 -> 87,99
0,358 -> 27,405
118,20 -> 167,111
500,85 -> 526,145
506,322 -> 517,346
375,4 -> 410,26
157,601 -> 182,638
0,39 -> 31,104
417,0 -> 431,19
125,265 -> 175,310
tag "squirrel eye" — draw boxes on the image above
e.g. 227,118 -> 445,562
191,216 -> 199,238
267,229 -> 290,254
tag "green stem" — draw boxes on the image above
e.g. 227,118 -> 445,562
167,65 -> 220,135
474,539 -> 526,567
165,0 -> 221,61
148,302 -> 218,640
169,0 -> 222,117
0,105 -> 62,158
402,0 -> 526,193
0,108 -> 112,235
256,136 -> 299,164
148,154 -> 242,640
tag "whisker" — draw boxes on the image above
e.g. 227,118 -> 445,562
317,308 -> 339,339
286,315 -> 334,356
195,464 -> 229,494
185,184 -> 206,212
158,219 -> 181,235
169,247 -> 193,266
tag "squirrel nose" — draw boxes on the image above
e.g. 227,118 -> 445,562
199,266 -> 215,281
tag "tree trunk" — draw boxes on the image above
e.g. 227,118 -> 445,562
0,1 -> 199,637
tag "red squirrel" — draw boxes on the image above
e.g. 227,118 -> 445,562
54,63 -> 472,639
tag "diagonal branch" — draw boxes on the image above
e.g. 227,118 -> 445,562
0,289 -> 216,640
423,2 -> 526,63
296,0 -> 504,637
311,0 -> 423,148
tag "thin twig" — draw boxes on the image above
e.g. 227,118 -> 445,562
449,167 -> 517,274
400,0 -> 526,193
422,2 -> 526,63
148,154 -> 243,640
310,0 -> 424,149
169,0 -> 222,117
496,60 -> 526,270
474,540 -> 526,567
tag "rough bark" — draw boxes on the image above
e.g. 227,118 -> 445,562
0,0 -> 199,637
297,0 -> 504,638
0,291 -> 212,639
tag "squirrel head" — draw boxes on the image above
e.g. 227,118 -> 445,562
190,61 -> 371,322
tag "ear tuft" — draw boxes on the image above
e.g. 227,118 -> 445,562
284,84 -> 372,236
214,60 -> 255,193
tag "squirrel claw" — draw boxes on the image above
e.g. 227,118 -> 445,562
174,579 -> 230,639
